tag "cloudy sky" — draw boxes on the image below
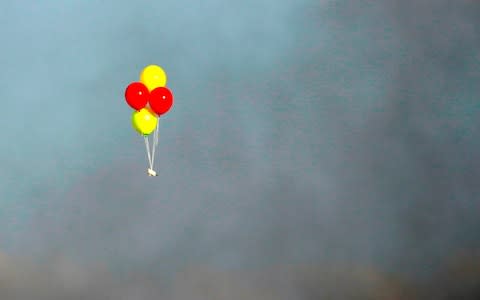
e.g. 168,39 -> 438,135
0,0 -> 479,289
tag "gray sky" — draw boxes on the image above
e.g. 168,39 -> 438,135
0,0 -> 479,290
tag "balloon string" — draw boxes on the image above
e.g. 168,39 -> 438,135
144,135 -> 152,169
151,117 -> 160,168
155,117 -> 160,146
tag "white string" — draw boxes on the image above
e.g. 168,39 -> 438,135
144,135 -> 152,169
151,117 -> 160,168
155,116 -> 160,146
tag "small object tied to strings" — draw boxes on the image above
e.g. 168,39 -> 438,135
144,116 -> 160,177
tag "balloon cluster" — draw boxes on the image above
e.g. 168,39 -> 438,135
124,65 -> 174,136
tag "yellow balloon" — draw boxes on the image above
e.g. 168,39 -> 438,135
140,65 -> 167,91
132,108 -> 158,135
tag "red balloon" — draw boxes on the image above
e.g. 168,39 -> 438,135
125,82 -> 149,110
149,87 -> 173,115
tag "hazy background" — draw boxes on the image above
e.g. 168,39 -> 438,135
0,0 -> 479,299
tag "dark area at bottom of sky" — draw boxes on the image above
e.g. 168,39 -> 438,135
0,249 -> 479,300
